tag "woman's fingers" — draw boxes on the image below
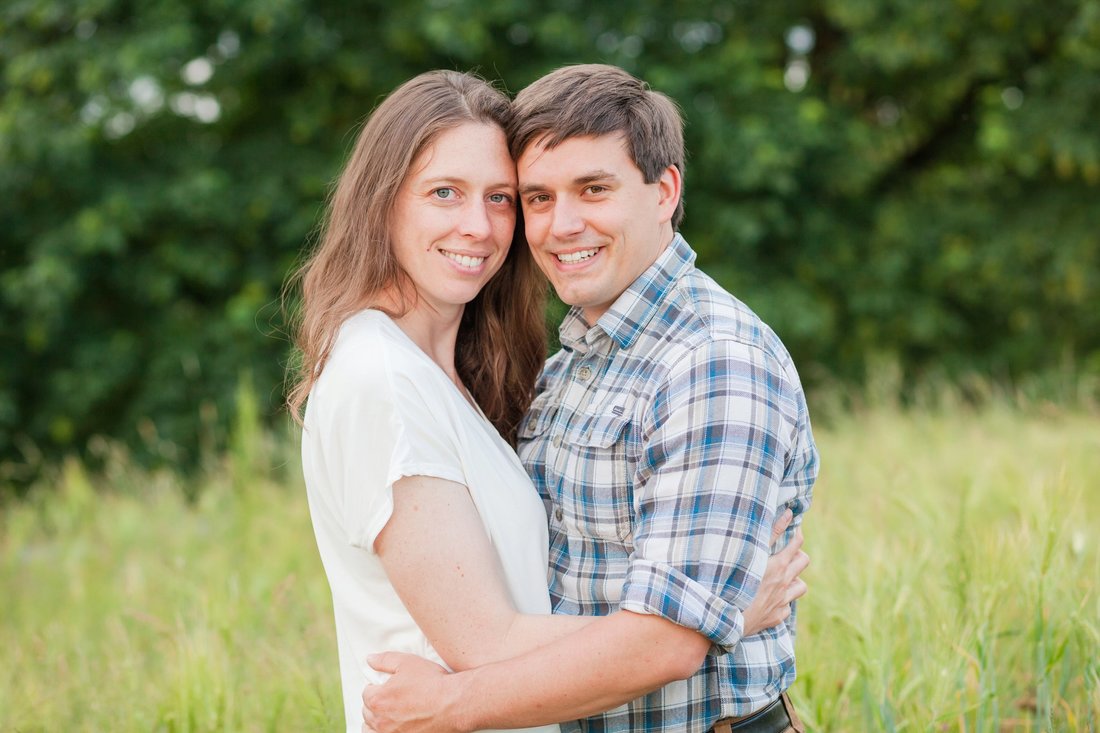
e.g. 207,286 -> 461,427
787,546 -> 809,582
770,509 -> 794,546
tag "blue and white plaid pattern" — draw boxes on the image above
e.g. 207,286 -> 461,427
517,235 -> 818,733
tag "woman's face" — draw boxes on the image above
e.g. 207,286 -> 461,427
390,122 -> 518,316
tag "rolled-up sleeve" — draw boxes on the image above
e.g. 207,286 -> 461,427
618,338 -> 797,652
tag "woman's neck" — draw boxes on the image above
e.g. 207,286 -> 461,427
376,289 -> 464,384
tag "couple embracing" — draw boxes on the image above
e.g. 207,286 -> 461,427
290,63 -> 818,733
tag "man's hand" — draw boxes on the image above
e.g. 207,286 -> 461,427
361,652 -> 464,733
742,510 -> 809,637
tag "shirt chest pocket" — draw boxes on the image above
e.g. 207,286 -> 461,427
557,411 -> 634,544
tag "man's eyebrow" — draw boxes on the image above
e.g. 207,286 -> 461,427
574,170 -> 619,186
518,171 -> 620,196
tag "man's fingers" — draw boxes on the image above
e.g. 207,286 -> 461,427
362,682 -> 378,705
361,698 -> 382,730
770,509 -> 793,546
366,651 -> 405,674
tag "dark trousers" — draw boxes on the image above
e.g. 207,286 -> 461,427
709,692 -> 804,733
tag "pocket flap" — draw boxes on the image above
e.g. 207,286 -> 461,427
565,411 -> 631,448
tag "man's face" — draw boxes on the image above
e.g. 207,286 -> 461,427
517,133 -> 680,324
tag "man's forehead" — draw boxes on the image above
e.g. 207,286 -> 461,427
521,130 -> 629,155
517,132 -> 633,178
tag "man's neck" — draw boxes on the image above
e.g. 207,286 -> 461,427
579,228 -> 677,326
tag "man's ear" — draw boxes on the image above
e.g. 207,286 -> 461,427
656,165 -> 682,225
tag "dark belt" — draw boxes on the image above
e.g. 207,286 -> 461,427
710,692 -> 803,733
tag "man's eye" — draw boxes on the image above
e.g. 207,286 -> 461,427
585,185 -> 606,195
528,194 -> 550,205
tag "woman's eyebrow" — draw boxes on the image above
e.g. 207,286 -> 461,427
422,176 -> 516,190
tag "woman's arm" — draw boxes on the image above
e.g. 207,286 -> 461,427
374,475 -> 592,671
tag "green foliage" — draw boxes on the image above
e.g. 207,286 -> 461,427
3,0 -> 1099,474
2,405 -> 1098,729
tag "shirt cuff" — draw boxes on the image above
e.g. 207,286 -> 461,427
619,558 -> 746,652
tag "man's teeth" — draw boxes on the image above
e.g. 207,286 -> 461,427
557,248 -> 599,264
442,251 -> 486,268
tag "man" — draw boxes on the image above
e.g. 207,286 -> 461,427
362,64 -> 818,733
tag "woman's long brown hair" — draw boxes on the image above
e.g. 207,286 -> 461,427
286,71 -> 546,445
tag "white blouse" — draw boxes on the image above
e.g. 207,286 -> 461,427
302,309 -> 559,733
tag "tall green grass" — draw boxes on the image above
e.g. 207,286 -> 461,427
2,402 -> 1097,731
0,423 -> 340,731
798,405 -> 1099,731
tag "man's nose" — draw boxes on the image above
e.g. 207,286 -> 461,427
550,198 -> 585,240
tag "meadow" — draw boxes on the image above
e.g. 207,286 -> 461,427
2,400 -> 1098,731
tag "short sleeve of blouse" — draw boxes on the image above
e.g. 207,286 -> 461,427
310,329 -> 466,552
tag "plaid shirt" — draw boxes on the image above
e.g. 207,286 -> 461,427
517,235 -> 818,733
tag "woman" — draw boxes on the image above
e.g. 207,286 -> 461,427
288,71 -> 800,733
289,70 -> 592,733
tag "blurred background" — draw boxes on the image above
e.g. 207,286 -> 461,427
3,0 -> 1098,482
2,2 -> 1099,731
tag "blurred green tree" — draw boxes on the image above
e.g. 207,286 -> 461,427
2,0 -> 1098,485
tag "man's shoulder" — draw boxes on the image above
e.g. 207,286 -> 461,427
653,267 -> 796,373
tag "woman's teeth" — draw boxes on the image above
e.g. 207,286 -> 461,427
441,251 -> 486,268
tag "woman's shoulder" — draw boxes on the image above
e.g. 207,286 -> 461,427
334,308 -> 399,348
319,310 -> 437,398
329,309 -> 417,368
309,310 -> 462,443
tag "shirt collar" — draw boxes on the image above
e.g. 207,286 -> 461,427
557,233 -> 697,354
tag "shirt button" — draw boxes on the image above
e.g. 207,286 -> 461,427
555,507 -> 564,521
552,434 -> 562,448
577,365 -> 593,381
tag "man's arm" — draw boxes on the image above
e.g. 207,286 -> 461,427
365,609 -> 707,732
363,519 -> 807,733
618,339 -> 800,645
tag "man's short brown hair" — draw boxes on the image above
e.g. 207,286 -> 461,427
510,64 -> 686,229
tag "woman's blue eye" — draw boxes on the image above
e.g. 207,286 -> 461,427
434,188 -> 454,199
489,193 -> 511,204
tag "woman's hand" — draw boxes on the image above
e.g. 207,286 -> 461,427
742,510 -> 810,637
